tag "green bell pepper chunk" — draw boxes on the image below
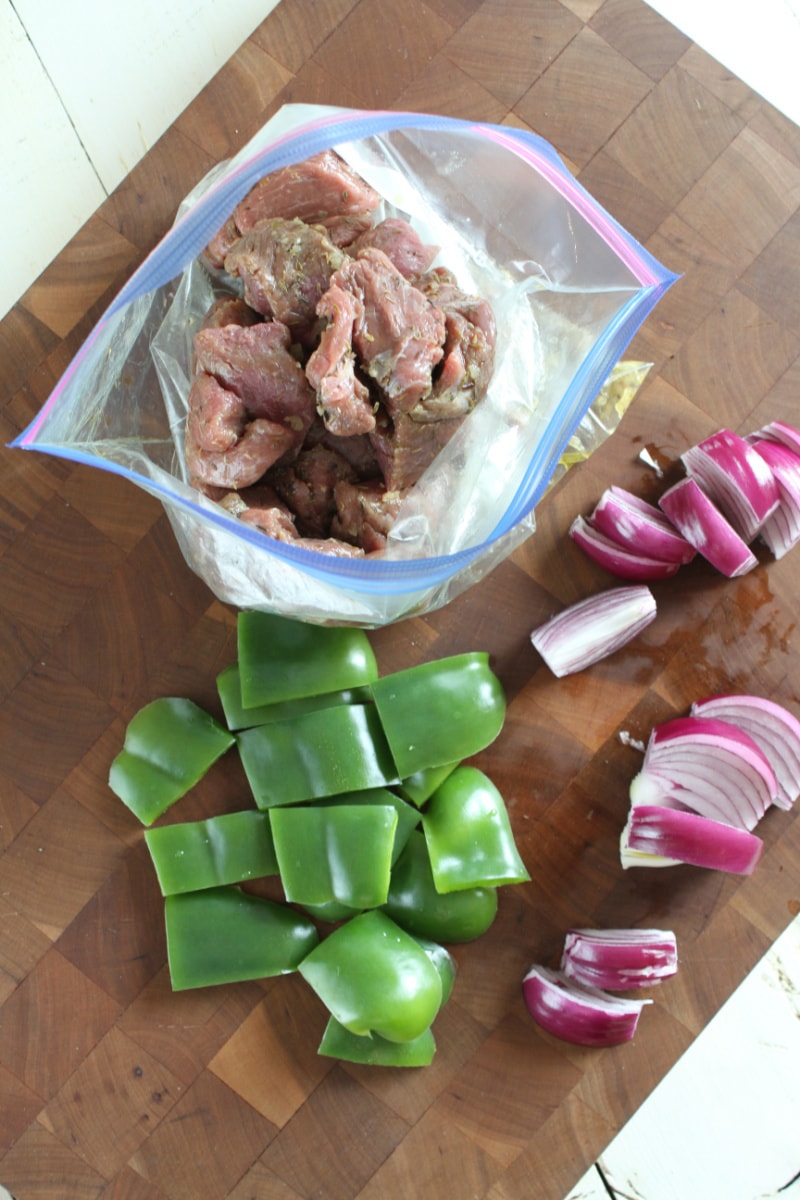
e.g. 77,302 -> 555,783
318,1017 -> 436,1067
370,653 -> 506,777
298,910 -> 443,1043
269,805 -> 398,910
382,830 -> 499,942
295,898 -> 362,923
422,766 -> 530,893
144,810 -> 278,895
317,787 -> 420,864
398,761 -> 460,808
165,885 -> 318,990
237,703 -> 399,808
414,935 -> 457,1004
216,661 -> 371,732
237,611 -> 378,709
108,698 -> 235,825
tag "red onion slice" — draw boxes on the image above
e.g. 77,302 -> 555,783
569,515 -> 683,581
530,585 -> 657,677
561,928 -> 678,991
748,419 -> 800,458
658,477 -> 758,577
621,804 -> 764,875
631,716 -> 777,831
681,429 -> 779,542
589,487 -> 696,564
749,439 -> 800,559
691,693 -> 800,810
522,964 -> 650,1047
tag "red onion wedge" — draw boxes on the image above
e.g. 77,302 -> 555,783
749,439 -> 800,559
748,419 -> 800,459
681,429 -> 779,543
621,804 -> 764,875
658,476 -> 758,577
530,585 -> 657,677
561,928 -> 678,991
589,487 -> 696,565
522,964 -> 650,1047
569,515 -> 682,581
630,716 -> 777,831
691,694 -> 800,810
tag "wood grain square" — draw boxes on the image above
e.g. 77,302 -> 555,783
0,1122 -> 107,1200
745,354 -> 800,431
589,0 -> 691,80
515,27 -> 653,170
97,1165 -> 172,1200
175,40 -> 292,162
130,1071 -> 276,1200
739,207 -> 800,331
578,147 -> 673,244
0,305 -> 60,410
119,966 -> 267,1088
393,55 -> 508,123
261,1065 -> 409,1200
661,288 -> 798,429
61,466 -> 162,555
446,0 -> 582,108
677,43 -> 754,114
228,1162 -> 306,1200
0,790 -> 126,938
0,948 -> 120,1102
56,842 -> 166,1005
0,1063 -> 42,1158
41,1026 -> 185,1180
125,515 -> 217,621
0,606 -> 46,706
209,978 -> 334,1129
674,126 -> 800,271
271,57 -> 364,113
0,895 -> 52,1006
436,1012 -> 584,1165
604,66 -> 745,211
745,100 -> 800,172
251,0 -> 361,74
0,437 -> 64,557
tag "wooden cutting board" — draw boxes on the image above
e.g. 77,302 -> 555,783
2,2 -> 800,1197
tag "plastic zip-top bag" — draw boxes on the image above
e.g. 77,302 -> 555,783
13,105 -> 677,626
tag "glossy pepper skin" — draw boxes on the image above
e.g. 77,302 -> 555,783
165,886 -> 319,990
237,611 -> 378,709
108,698 -> 234,825
216,661 -> 371,733
317,787 -> 420,864
382,829 -> 499,942
144,810 -> 278,896
237,703 -> 399,807
298,910 -> 443,1043
370,653 -> 506,777
318,1018 -> 436,1067
422,766 -> 530,892
269,804 -> 398,910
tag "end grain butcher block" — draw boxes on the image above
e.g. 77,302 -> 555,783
2,1 -> 800,1198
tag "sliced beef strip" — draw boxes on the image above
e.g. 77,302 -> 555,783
199,296 -> 262,331
204,150 -> 381,269
350,217 -> 438,279
324,248 -> 446,415
228,486 -> 364,557
185,373 -> 298,492
266,443 -> 358,538
305,417 -> 382,478
331,479 -> 405,554
193,319 -> 316,438
369,406 -> 465,492
304,282 -> 376,437
224,217 -> 345,344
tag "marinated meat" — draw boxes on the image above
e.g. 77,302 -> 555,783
317,213 -> 375,248
224,217 -> 345,344
199,296 -> 262,331
350,217 -> 438,279
266,444 -> 357,538
204,150 -> 381,268
193,320 -> 316,438
369,407 -> 465,492
305,283 -> 375,437
331,479 -> 405,553
185,374 -> 298,492
322,248 -> 446,414
306,419 -> 382,478
223,482 -> 364,556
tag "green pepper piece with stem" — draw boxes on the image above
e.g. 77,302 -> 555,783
382,829 -> 499,942
237,611 -> 378,709
317,1017 -> 436,1067
165,885 -> 319,990
422,766 -> 530,893
298,910 -> 443,1043
370,653 -> 506,777
216,661 -> 371,732
237,703 -> 399,808
109,697 -> 235,825
269,804 -> 398,910
144,809 -> 278,896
